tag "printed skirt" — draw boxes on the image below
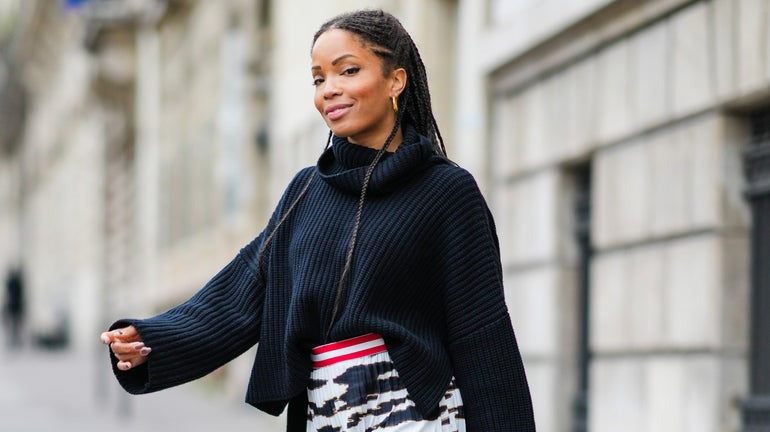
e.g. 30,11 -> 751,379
307,334 -> 465,432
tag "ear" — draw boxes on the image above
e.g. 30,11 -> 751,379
390,67 -> 407,98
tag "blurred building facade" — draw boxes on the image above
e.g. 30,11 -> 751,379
0,0 -> 768,431
468,0 -> 768,431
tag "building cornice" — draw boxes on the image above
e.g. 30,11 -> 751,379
489,0 -> 699,95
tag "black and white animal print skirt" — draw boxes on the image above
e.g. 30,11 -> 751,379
307,334 -> 465,432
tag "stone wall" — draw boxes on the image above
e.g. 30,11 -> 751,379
481,0 -> 767,430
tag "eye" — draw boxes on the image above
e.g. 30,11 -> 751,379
312,76 -> 324,86
342,67 -> 360,76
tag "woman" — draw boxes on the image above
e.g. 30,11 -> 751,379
101,9 -> 535,431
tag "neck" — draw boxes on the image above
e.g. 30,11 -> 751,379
348,127 -> 403,153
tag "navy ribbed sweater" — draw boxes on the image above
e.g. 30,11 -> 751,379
109,124 -> 535,431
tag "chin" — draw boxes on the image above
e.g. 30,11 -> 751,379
329,126 -> 355,140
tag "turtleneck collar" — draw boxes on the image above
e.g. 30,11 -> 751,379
317,122 -> 441,195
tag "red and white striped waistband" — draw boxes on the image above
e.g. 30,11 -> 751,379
311,333 -> 387,368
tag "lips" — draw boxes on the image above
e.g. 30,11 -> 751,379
325,104 -> 351,121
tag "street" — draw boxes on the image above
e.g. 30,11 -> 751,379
0,339 -> 285,431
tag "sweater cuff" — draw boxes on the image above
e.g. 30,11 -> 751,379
449,316 -> 535,431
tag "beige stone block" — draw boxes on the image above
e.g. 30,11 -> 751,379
566,56 -> 599,154
648,114 -> 746,237
721,357 -> 749,431
492,185 -> 515,266
592,148 -> 616,248
592,232 -> 740,352
664,235 -> 720,347
596,39 -> 632,144
491,96 -> 517,179
646,357 -> 686,431
649,127 -> 689,236
592,356 -> 739,432
627,244 -> 666,349
632,20 -> 669,129
720,117 -> 752,230
617,140 -> 651,242
710,0 -> 737,99
504,267 -> 558,358
508,95 -> 526,176
543,72 -> 571,161
671,2 -> 713,116
591,251 -> 629,351
590,358 -> 645,432
521,360 -> 557,432
593,139 -> 651,247
519,81 -> 549,170
646,356 -> 720,432
765,0 -> 770,83
737,0 -> 768,93
683,116 -> 721,230
499,170 -> 558,265
721,236 -> 749,351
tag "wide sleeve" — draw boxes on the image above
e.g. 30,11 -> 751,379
439,170 -> 536,431
108,235 -> 266,394
107,167 -> 316,394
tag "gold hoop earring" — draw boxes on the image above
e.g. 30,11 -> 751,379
391,96 -> 398,113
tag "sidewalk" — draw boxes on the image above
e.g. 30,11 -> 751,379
0,343 -> 285,431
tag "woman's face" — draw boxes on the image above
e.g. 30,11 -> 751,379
311,29 -> 405,149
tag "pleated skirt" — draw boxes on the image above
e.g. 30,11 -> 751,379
306,334 -> 465,432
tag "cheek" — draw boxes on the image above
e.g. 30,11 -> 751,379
354,82 -> 377,100
352,82 -> 384,114
313,89 -> 324,114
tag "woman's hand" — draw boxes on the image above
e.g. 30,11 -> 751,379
100,325 -> 152,371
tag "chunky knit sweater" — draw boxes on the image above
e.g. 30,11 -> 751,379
109,124 -> 535,431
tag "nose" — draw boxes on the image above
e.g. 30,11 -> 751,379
322,76 -> 341,99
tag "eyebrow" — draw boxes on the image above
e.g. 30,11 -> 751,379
311,53 -> 357,70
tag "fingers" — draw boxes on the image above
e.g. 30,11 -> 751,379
119,325 -> 139,338
112,341 -> 152,358
100,325 -> 142,345
111,341 -> 147,355
101,325 -> 151,371
112,341 -> 151,371
116,355 -> 148,371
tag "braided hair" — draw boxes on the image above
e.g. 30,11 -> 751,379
256,9 -> 448,341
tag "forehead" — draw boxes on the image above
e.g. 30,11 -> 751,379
311,29 -> 378,65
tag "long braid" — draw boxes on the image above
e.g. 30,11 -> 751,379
325,113 -> 403,341
255,131 -> 332,281
256,170 -> 316,281
404,36 -> 447,156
